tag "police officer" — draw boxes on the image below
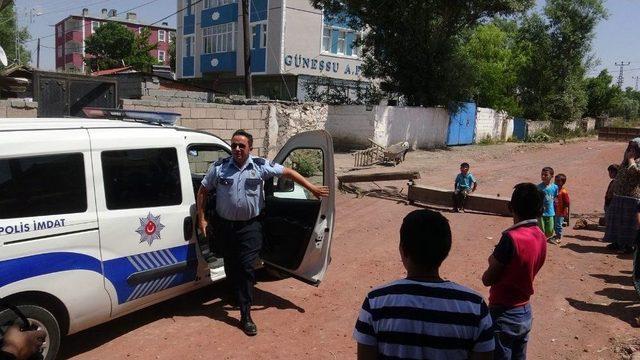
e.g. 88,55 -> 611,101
196,129 -> 329,336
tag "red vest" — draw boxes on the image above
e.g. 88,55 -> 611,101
489,223 -> 547,307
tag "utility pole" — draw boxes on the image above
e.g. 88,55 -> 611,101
36,38 -> 40,69
241,0 -> 253,98
615,61 -> 630,88
633,76 -> 639,91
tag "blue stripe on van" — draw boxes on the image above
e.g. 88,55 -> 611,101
0,252 -> 102,288
0,244 -> 198,304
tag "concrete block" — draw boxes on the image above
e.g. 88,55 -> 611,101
226,119 -> 241,129
221,109 -> 235,119
253,138 -> 264,148
10,99 -> 25,107
191,108 -> 207,118
234,110 -> 249,120
407,185 -> 510,216
249,110 -> 262,119
182,118 -> 198,129
0,106 -> 7,118
7,108 -> 36,118
240,119 -> 254,129
211,119 -> 226,129
172,107 -> 191,118
219,129 -> 235,140
253,128 -> 267,139
254,120 -> 267,129
195,119 -> 214,130
25,102 -> 38,109
205,108 -> 222,118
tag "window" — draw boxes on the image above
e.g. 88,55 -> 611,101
203,22 -> 234,54
260,23 -> 267,48
352,33 -> 362,57
187,146 -> 230,193
158,50 -> 166,62
337,30 -> 346,54
322,27 -> 331,52
91,21 -> 101,34
204,0 -> 235,9
56,24 -> 62,37
159,30 -> 166,42
101,148 -> 182,210
183,35 -> 194,57
57,46 -> 62,57
273,149 -> 324,200
0,154 -> 87,219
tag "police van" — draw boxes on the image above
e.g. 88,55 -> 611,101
0,109 -> 335,359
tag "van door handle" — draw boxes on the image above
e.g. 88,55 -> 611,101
183,217 -> 193,241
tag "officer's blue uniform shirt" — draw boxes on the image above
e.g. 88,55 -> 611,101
201,155 -> 285,221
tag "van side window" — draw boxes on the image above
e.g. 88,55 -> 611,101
0,153 -> 87,219
187,145 -> 229,194
101,148 -> 182,210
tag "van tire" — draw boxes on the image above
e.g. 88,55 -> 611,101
0,304 -> 61,360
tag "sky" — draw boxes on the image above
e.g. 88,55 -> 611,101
9,0 -> 640,88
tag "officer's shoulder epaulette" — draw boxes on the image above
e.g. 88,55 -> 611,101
252,157 -> 267,166
214,157 -> 231,166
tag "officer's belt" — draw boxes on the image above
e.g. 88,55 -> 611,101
218,215 -> 261,229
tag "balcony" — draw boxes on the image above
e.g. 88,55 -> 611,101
64,30 -> 83,43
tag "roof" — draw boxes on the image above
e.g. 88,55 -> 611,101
60,14 -> 175,30
0,117 -> 182,131
91,66 -> 133,77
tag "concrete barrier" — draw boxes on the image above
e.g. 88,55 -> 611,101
407,184 -> 511,216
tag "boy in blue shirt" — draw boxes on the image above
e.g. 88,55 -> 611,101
537,166 -> 559,240
453,162 -> 477,212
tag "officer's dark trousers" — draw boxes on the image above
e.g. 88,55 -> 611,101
218,219 -> 263,317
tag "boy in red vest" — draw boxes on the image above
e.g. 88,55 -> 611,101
482,183 -> 547,360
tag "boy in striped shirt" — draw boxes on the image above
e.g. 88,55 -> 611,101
353,210 -> 494,360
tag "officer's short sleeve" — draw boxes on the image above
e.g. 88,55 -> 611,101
259,160 -> 285,180
200,163 -> 218,191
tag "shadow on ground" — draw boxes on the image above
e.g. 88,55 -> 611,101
58,280 -> 304,359
567,271 -> 640,327
564,234 -> 603,242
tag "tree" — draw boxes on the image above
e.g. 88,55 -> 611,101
584,70 -> 621,117
462,22 -> 521,115
311,0 -> 533,108
84,22 -> 158,72
516,0 -> 606,126
0,3 -> 31,68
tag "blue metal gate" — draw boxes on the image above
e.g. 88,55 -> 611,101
513,117 -> 527,140
446,102 -> 476,146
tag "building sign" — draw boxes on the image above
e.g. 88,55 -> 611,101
284,54 -> 362,76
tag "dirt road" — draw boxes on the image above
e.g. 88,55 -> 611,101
61,139 -> 639,360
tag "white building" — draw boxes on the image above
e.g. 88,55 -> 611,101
176,0 -> 368,100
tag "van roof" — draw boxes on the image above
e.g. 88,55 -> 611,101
0,117 -> 182,131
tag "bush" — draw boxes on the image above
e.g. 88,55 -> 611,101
289,150 -> 322,178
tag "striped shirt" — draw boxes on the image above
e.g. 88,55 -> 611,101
353,279 -> 494,360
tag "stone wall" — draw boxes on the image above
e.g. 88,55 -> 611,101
267,102 -> 328,158
476,107 -> 513,141
122,99 -> 270,156
0,99 -> 38,118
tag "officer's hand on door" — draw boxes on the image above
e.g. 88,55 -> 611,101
311,185 -> 330,199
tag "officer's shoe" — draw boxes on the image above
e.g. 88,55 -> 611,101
241,315 -> 258,336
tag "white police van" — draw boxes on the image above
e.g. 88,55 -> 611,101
0,109 -> 335,359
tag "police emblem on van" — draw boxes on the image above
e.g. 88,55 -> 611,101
136,213 -> 165,245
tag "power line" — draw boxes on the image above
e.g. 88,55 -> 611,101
615,61 -> 630,87
150,0 -> 203,25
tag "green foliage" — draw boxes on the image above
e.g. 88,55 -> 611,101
85,23 -> 158,72
516,0 -> 606,125
584,70 -> 622,117
312,0 -> 533,108
288,150 -> 322,178
462,22 -> 521,115
0,4 -> 30,67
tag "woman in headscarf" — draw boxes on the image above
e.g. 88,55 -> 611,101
604,138 -> 640,253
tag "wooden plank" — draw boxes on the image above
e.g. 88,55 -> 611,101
407,184 -> 511,216
338,171 -> 421,184
598,127 -> 640,142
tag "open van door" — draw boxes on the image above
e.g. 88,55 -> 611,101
261,130 -> 335,286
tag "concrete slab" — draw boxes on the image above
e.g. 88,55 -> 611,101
408,184 -> 511,216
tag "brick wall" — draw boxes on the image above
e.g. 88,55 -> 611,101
122,99 -> 270,156
0,99 -> 38,118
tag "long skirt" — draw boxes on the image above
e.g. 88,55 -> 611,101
603,195 -> 640,248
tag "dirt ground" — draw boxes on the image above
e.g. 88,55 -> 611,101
60,138 -> 640,360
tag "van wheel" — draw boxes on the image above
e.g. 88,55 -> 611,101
0,304 -> 61,360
